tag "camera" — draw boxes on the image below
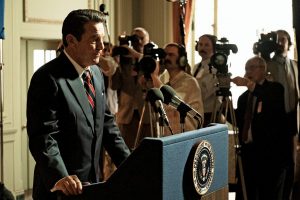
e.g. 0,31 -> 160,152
211,38 -> 238,74
215,37 -> 238,57
136,42 -> 166,79
118,34 -> 140,46
111,34 -> 141,57
254,32 -> 278,60
210,37 -> 238,96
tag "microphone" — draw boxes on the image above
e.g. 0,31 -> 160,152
160,85 -> 203,123
146,88 -> 172,132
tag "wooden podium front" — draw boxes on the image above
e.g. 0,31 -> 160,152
60,124 -> 228,200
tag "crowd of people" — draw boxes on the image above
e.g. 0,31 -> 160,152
25,8 -> 299,200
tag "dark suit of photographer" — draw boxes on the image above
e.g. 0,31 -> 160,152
232,56 -> 290,200
266,30 -> 299,200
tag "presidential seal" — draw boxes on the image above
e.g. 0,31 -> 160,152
192,140 -> 215,195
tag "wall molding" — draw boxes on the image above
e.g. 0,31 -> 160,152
24,0 -> 93,24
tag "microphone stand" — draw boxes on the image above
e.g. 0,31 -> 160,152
179,111 -> 187,133
178,106 -> 203,133
178,0 -> 187,46
156,113 -> 164,137
157,112 -> 173,137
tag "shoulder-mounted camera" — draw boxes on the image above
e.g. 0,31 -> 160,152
254,32 -> 278,60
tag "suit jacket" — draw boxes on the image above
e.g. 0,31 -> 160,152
27,52 -> 130,200
235,80 -> 290,169
267,56 -> 299,134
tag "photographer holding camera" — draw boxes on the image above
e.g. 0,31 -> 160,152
267,29 -> 299,200
111,27 -> 153,150
193,34 -> 223,127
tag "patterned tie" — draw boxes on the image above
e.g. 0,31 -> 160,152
82,70 -> 96,112
241,92 -> 254,143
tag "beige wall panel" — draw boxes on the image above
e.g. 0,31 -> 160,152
138,0 -> 173,47
24,0 -> 92,23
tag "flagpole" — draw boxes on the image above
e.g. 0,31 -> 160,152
0,39 -> 3,182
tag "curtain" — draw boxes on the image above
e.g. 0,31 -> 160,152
172,0 -> 194,46
0,0 -> 4,39
293,0 -> 300,86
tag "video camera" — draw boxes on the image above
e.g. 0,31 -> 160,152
210,37 -> 238,96
111,34 -> 141,57
118,34 -> 140,46
137,42 -> 166,79
254,32 -> 278,60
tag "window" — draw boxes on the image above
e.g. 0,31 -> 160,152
195,0 -> 294,108
33,49 -> 56,72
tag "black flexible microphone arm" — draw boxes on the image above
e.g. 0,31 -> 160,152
177,102 -> 202,129
160,85 -> 203,130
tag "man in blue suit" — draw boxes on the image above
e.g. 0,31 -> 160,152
26,9 -> 130,200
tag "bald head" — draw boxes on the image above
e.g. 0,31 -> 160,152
131,27 -> 150,53
245,56 -> 267,83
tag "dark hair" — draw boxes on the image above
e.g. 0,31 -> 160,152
197,34 -> 217,53
165,43 -> 190,74
276,29 -> 292,49
62,9 -> 104,47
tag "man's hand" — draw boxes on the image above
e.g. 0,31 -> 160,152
150,60 -> 163,88
231,76 -> 248,86
231,76 -> 255,91
120,45 -> 143,60
51,175 -> 83,196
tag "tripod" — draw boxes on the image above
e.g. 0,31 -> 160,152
133,87 -> 171,149
133,92 -> 155,150
211,89 -> 248,200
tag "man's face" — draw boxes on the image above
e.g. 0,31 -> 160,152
164,45 -> 179,71
275,32 -> 289,56
131,30 -> 149,53
197,36 -> 214,60
244,60 -> 265,83
71,21 -> 105,67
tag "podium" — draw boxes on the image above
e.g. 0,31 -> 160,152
61,123 -> 228,200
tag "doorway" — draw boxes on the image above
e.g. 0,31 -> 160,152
20,39 -> 60,191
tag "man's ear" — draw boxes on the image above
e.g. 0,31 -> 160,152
66,34 -> 78,47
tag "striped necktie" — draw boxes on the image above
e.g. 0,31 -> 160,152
82,70 -> 96,112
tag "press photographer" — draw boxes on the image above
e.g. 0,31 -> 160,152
111,34 -> 142,58
110,27 -> 153,150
